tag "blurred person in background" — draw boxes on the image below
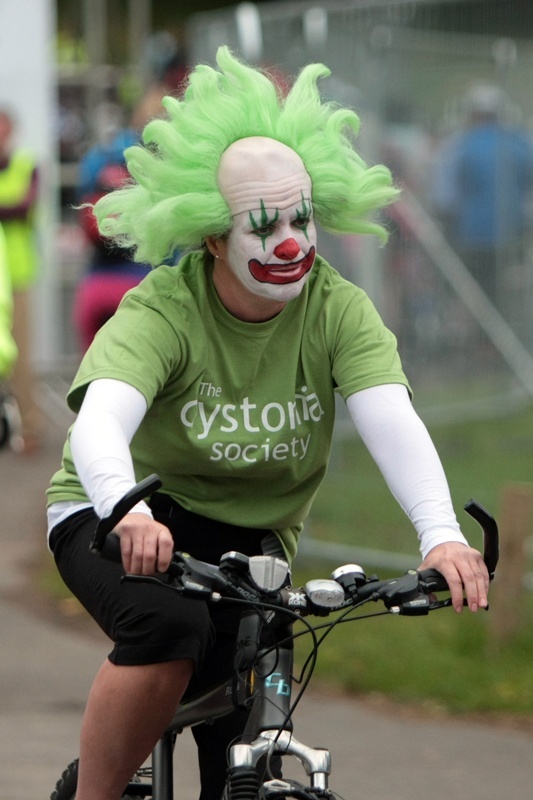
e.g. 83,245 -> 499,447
73,35 -> 190,351
77,101 -> 139,200
0,221 -> 18,378
0,108 -> 42,453
73,101 -> 150,352
73,87 -> 187,353
129,31 -> 189,130
379,98 -> 439,361
0,221 -> 21,450
74,161 -> 151,352
431,84 -> 533,309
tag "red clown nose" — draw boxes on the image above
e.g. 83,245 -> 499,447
273,238 -> 301,260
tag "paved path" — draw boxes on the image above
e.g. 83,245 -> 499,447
1,412 -> 532,799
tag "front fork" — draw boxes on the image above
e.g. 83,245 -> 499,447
229,646 -> 332,793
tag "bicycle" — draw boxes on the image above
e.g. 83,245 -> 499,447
50,474 -> 499,800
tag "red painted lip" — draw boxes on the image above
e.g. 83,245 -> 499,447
248,246 -> 316,285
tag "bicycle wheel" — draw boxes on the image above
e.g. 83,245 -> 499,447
50,758 -> 151,799
223,766 -> 261,800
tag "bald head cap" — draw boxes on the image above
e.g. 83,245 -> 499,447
217,137 -> 312,217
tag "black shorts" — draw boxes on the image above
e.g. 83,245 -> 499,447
50,493 -> 280,679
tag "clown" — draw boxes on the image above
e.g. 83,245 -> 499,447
47,47 -> 489,800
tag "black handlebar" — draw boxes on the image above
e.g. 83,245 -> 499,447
89,476 -> 499,617
464,498 -> 499,579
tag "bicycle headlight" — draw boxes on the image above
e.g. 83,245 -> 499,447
304,579 -> 345,609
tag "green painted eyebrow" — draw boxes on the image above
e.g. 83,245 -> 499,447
249,200 -> 279,250
295,192 -> 312,240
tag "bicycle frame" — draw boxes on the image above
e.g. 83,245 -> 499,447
142,611 -> 331,800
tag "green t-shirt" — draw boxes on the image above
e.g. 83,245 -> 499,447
48,251 -> 409,559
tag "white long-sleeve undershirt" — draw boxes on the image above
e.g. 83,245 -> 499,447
346,384 -> 467,558
69,378 -> 150,520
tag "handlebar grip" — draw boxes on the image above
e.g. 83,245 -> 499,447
99,531 -> 123,563
90,473 -> 163,554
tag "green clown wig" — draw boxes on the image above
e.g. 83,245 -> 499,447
94,46 -> 399,267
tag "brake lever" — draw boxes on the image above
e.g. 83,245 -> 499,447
389,590 -> 468,615
122,574 -> 168,587
427,596 -> 461,611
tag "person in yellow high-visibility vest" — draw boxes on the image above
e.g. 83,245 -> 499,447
0,221 -> 17,377
0,220 -> 20,449
0,108 -> 41,453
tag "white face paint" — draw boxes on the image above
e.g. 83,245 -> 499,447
217,137 -> 316,303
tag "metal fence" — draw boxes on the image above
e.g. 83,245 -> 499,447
188,1 -> 533,423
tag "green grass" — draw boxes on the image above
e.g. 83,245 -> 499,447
40,402 -> 533,718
